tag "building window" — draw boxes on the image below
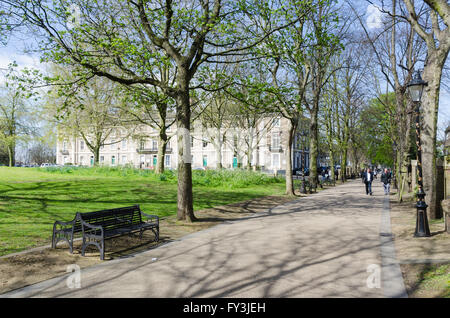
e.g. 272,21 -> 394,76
80,156 -> 84,165
122,155 -> 127,164
80,140 -> 84,151
165,154 -> 171,167
191,136 -> 194,148
140,140 -> 145,150
272,132 -> 280,150
100,156 -> 104,163
63,141 -> 67,151
111,156 -> 116,165
152,139 -> 158,150
110,140 -> 116,150
272,153 -> 280,169
63,156 -> 68,164
122,139 -> 127,150
273,117 -> 280,127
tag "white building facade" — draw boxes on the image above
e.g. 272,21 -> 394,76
56,117 -> 310,173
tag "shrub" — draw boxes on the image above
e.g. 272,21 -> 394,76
36,166 -> 283,188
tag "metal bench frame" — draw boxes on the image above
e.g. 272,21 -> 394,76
51,217 -> 78,254
51,205 -> 159,260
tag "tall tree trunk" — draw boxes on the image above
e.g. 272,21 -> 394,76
421,52 -> 447,219
402,0 -> 450,219
392,147 -> 398,190
215,128 -> 222,169
175,76 -> 196,222
351,144 -> 359,180
341,150 -> 347,183
330,152 -> 335,183
94,146 -> 100,166
155,102 -> 168,174
255,129 -> 260,170
309,108 -> 319,190
155,130 -> 167,174
8,144 -> 14,167
246,128 -> 253,171
285,120 -> 296,195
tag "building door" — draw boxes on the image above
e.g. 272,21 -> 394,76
153,155 -> 157,166
203,155 -> 207,167
233,157 -> 237,168
90,156 -> 94,166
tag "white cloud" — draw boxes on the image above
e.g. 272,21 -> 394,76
366,4 -> 383,30
0,50 -> 46,85
0,51 -> 43,70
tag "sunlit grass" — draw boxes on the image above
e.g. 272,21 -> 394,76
0,167 -> 285,256
414,264 -> 450,298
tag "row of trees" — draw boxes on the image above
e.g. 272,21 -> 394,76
0,0 -> 448,221
0,64 -> 52,166
352,0 -> 449,219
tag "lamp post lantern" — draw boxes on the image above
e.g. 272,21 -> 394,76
407,70 -> 430,237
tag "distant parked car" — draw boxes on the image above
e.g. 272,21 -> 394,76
40,163 -> 51,168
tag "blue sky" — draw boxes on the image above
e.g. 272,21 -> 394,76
363,1 -> 449,139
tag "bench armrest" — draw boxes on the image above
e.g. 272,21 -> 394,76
80,219 -> 104,236
53,218 -> 77,233
54,219 -> 76,227
141,212 -> 159,224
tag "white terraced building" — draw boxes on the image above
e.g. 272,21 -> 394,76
56,116 -> 310,173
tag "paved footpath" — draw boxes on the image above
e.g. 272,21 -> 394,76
1,179 -> 407,298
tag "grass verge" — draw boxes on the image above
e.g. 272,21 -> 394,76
400,263 -> 450,298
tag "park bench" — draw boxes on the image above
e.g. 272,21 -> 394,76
299,179 -> 316,194
52,205 -> 159,260
321,178 -> 335,186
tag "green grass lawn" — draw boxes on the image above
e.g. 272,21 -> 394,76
0,166 -> 286,256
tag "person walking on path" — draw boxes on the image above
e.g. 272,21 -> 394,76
380,168 -> 391,195
363,168 -> 374,195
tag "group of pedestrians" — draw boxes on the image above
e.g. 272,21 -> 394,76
319,168 -> 334,183
361,167 -> 392,196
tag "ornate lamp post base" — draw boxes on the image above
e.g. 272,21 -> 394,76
414,197 -> 431,237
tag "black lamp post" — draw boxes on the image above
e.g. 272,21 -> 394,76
407,69 -> 431,237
